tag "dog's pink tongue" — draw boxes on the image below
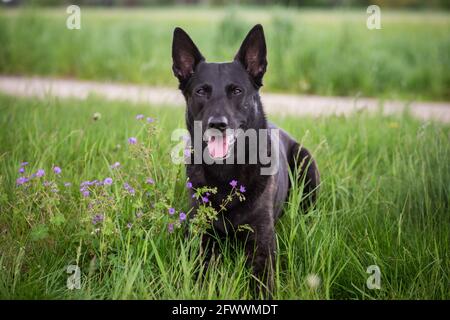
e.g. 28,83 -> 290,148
208,135 -> 228,159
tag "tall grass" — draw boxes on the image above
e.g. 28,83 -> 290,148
0,7 -> 449,100
0,94 -> 448,299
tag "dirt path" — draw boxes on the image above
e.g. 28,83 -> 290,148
1,75 -> 449,123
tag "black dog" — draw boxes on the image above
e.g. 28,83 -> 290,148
172,24 -> 320,294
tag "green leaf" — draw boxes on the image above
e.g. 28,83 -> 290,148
50,213 -> 66,226
30,224 -> 49,241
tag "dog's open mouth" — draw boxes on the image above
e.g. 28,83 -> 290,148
207,132 -> 236,160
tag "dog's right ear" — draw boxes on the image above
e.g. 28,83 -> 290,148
172,27 -> 204,87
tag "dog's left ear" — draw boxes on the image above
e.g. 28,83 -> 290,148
234,24 -> 267,88
172,27 -> 205,88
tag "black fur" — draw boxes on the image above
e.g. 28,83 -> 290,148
172,24 -> 320,296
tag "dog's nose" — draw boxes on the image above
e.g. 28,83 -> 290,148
208,116 -> 228,131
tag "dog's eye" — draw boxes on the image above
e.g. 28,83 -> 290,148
195,88 -> 207,96
232,87 -> 242,96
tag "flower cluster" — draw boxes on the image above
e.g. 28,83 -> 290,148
229,179 -> 246,193
135,114 -> 154,123
79,180 -> 106,197
13,162 -> 74,241
15,162 -> 69,190
186,179 -> 247,234
92,214 -> 104,225
11,112 -> 171,262
123,182 -> 135,195
166,206 -> 188,233
127,114 -> 157,147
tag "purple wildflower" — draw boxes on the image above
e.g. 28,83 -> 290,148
51,188 -> 58,193
202,197 -> 209,203
92,214 -> 104,225
64,182 -> 72,187
82,190 -> 90,197
239,185 -> 246,193
146,178 -> 154,185
127,222 -> 133,229
16,177 -> 28,185
104,177 -> 113,185
43,181 -> 51,187
128,137 -> 137,145
136,211 -> 143,219
36,169 -> 45,178
146,117 -> 154,123
229,180 -> 238,188
111,162 -> 121,169
136,114 -> 144,120
123,182 -> 135,195
20,162 -> 29,167
168,223 -> 174,233
19,167 -> 25,174
179,212 -> 186,221
186,181 -> 193,189
80,181 -> 90,187
168,207 -> 175,215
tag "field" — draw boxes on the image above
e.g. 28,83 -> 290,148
0,93 -> 448,299
0,7 -> 449,100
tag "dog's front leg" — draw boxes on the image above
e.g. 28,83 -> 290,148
186,204 -> 217,268
246,221 -> 276,297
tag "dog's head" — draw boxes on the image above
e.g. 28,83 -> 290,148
172,24 -> 268,161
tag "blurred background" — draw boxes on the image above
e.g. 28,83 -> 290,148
0,0 -> 448,101
3,1 -> 450,8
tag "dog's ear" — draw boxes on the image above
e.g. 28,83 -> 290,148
172,27 -> 204,87
234,24 -> 267,88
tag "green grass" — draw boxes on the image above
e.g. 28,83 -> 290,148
0,93 -> 448,299
0,7 -> 449,100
